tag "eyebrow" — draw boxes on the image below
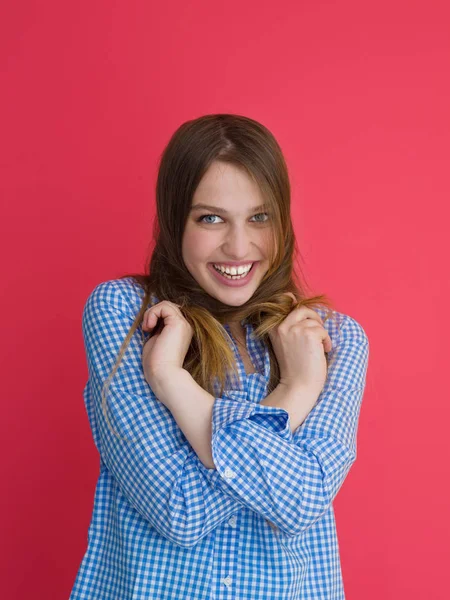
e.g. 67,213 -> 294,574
190,203 -> 267,215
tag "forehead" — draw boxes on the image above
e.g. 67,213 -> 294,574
192,162 -> 264,210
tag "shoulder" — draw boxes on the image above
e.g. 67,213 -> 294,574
83,277 -> 158,318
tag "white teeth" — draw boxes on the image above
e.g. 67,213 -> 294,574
213,263 -> 253,275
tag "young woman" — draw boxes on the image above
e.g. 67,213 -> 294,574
70,114 -> 369,600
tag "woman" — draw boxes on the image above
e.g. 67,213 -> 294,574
70,113 -> 369,599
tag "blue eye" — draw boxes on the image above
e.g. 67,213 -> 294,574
197,213 -> 270,224
252,212 -> 270,222
198,214 -> 222,224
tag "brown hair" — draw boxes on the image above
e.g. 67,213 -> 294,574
101,113 -> 338,440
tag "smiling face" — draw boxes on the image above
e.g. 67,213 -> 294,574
181,160 -> 273,307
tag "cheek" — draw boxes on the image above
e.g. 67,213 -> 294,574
182,228 -> 214,263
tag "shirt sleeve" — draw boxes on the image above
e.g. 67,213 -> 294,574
209,312 -> 370,537
81,280 -> 256,549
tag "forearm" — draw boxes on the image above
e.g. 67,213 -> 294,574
153,368 -> 320,468
260,383 -> 320,434
152,369 -> 216,470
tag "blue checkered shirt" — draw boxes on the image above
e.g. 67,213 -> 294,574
70,277 -> 369,599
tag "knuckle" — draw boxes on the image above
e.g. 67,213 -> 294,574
308,310 -> 323,324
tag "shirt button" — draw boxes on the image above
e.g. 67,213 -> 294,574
222,576 -> 232,587
228,516 -> 237,527
224,467 -> 236,479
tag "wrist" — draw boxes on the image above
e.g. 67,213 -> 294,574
261,381 -> 320,433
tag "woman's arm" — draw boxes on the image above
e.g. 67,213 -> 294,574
153,368 -> 216,469
155,369 -> 321,469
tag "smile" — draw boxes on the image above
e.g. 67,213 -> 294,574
213,263 -> 253,277
207,262 -> 258,287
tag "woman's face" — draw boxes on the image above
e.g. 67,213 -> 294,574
182,161 -> 273,307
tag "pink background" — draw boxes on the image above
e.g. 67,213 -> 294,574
1,1 -> 448,598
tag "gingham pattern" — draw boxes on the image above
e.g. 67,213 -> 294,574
69,277 -> 369,600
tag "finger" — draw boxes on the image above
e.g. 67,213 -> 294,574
142,305 -> 166,331
322,332 -> 333,353
297,322 -> 333,353
281,292 -> 324,325
155,300 -> 184,318
284,305 -> 324,328
142,301 -> 184,331
312,326 -> 333,353
142,310 -> 158,331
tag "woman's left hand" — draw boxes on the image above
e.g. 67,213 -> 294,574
141,300 -> 193,394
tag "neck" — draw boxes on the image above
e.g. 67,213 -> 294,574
227,322 -> 245,340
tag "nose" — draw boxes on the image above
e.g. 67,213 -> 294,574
222,225 -> 253,259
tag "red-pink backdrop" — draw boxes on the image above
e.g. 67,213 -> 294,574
1,1 -> 448,598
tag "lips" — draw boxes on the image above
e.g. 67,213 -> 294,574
207,261 -> 258,288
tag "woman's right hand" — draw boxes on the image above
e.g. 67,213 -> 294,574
141,300 -> 194,397
268,293 -> 333,397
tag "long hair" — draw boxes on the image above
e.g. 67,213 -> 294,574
100,113 -> 338,440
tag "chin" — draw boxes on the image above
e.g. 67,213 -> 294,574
209,287 -> 257,305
